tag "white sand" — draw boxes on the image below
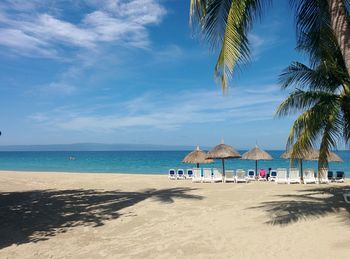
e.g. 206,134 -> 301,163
0,170 -> 349,258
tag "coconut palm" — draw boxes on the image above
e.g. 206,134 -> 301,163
276,32 -> 350,172
190,0 -> 350,90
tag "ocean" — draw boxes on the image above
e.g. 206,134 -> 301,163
0,150 -> 349,175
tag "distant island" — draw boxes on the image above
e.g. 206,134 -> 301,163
0,143 -> 205,151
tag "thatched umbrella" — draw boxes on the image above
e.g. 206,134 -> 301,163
206,139 -> 241,178
182,145 -> 214,168
242,145 -> 273,174
280,149 -> 343,180
281,149 -> 315,180
308,150 -> 343,162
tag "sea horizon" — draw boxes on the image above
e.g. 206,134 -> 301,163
0,143 -> 349,151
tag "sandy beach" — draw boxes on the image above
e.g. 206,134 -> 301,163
0,170 -> 349,259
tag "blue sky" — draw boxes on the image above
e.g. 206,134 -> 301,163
0,0 -> 307,149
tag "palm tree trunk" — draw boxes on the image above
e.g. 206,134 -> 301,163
328,0 -> 350,75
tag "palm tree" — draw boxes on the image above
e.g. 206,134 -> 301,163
276,31 -> 350,173
190,0 -> 350,90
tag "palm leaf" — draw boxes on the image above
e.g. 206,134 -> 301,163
286,95 -> 341,162
190,0 -> 270,90
276,90 -> 337,116
318,106 -> 343,169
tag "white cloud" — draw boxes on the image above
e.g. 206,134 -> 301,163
0,1 -> 43,12
248,33 -> 279,60
0,28 -> 56,57
0,0 -> 166,56
29,86 -> 284,132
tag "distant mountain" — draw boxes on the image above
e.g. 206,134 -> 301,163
0,143 -> 204,151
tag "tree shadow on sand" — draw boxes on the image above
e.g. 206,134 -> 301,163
249,186 -> 350,226
0,187 -> 202,249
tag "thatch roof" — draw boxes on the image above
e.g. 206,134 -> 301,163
323,151 -> 343,162
281,149 -> 343,162
206,140 -> 241,159
242,145 -> 273,161
182,146 -> 214,164
280,149 -> 316,160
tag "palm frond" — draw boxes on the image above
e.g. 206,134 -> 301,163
214,1 -> 249,90
276,90 -> 337,117
286,107 -> 325,158
285,96 -> 341,161
318,107 -> 343,169
190,0 -> 270,91
190,0 -> 207,23
203,0 -> 235,49
279,60 -> 347,92
290,0 -> 330,64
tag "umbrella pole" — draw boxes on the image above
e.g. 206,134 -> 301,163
255,160 -> 258,177
300,159 -> 303,181
196,163 -> 199,168
222,159 -> 225,182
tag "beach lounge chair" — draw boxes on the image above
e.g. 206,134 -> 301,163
258,169 -> 267,181
212,168 -> 223,182
344,193 -> 350,204
235,169 -> 247,183
318,168 -> 329,184
202,168 -> 213,183
177,169 -> 185,180
192,168 -> 202,183
168,169 -> 176,180
327,171 -> 334,182
276,168 -> 288,184
224,170 -> 235,183
303,169 -> 316,184
269,170 -> 277,182
288,168 -> 301,184
335,171 -> 345,183
186,169 -> 194,179
247,169 -> 256,181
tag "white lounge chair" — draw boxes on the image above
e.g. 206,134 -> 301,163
192,168 -> 202,183
335,171 -> 345,183
168,169 -> 176,180
258,176 -> 267,181
276,168 -> 288,184
269,170 -> 277,182
327,171 -> 335,182
247,169 -> 256,181
186,169 -> 194,179
303,169 -> 316,184
177,169 -> 185,180
235,169 -> 247,183
212,168 -> 223,182
318,168 -> 329,184
202,168 -> 213,183
224,170 -> 235,183
288,168 -> 301,184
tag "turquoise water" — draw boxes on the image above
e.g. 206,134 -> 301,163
0,151 -> 348,175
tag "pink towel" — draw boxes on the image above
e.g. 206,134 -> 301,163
259,169 -> 266,177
